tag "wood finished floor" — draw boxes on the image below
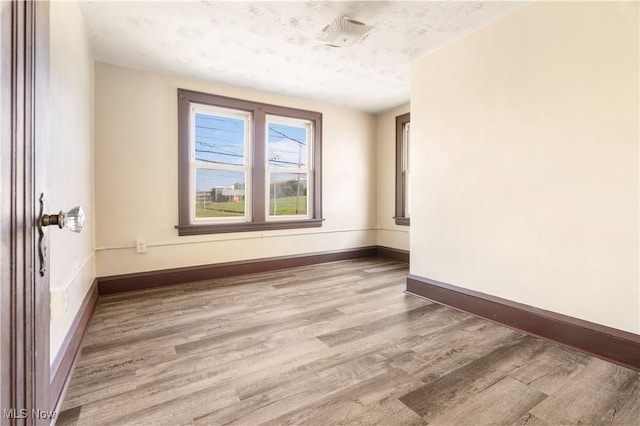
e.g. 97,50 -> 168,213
57,258 -> 640,426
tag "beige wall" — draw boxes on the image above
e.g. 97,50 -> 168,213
410,1 -> 639,333
94,63 -> 377,276
49,1 -> 95,361
376,103 -> 410,251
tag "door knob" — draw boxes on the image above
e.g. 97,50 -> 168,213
40,206 -> 85,232
37,194 -> 85,276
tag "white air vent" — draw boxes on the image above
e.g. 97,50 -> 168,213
316,17 -> 372,48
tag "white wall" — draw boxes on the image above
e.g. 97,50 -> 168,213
94,63 -> 377,276
49,1 -> 95,362
410,1 -> 639,334
376,103 -> 410,251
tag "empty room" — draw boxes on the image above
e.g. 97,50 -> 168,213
1,0 -> 639,425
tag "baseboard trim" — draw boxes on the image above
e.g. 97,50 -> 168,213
406,274 -> 640,371
50,279 -> 99,413
377,246 -> 409,263
97,246 -> 380,295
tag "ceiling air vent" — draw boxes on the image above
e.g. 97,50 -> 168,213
316,16 -> 372,48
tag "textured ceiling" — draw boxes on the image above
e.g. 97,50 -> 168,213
79,1 -> 526,113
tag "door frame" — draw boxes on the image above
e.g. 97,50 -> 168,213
1,1 -> 51,424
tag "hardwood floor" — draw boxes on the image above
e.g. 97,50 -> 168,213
57,258 -> 640,426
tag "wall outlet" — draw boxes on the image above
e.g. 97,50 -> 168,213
136,238 -> 147,254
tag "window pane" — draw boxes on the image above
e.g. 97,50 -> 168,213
269,173 -> 307,216
195,169 -> 246,218
194,112 -> 245,166
404,122 -> 410,172
403,122 -> 410,217
267,122 -> 308,168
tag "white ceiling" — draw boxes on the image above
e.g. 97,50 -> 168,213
79,1 -> 526,113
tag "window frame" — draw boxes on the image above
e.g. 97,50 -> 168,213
177,89 -> 323,236
394,112 -> 410,226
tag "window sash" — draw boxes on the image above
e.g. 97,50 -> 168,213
191,168 -> 251,223
402,122 -> 410,218
190,104 -> 252,223
266,171 -> 311,220
265,115 -> 313,220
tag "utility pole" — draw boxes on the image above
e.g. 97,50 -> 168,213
296,142 -> 301,214
272,180 -> 277,215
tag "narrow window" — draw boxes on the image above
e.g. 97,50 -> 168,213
395,113 -> 410,226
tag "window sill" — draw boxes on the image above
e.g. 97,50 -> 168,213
394,217 -> 410,226
176,219 -> 324,236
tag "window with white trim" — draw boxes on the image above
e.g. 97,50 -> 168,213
266,116 -> 313,219
191,105 -> 251,223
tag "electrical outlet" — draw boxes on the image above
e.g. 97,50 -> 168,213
136,239 -> 147,254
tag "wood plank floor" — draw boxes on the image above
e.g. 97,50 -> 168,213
57,258 -> 640,426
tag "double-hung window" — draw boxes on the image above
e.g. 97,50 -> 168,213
177,89 -> 322,235
266,116 -> 313,219
191,105 -> 251,222
395,113 -> 410,226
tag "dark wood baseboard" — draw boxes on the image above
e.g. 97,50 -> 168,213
406,274 -> 640,371
50,279 -> 99,413
377,246 -> 409,263
98,246 -> 380,295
